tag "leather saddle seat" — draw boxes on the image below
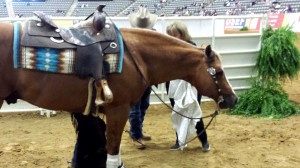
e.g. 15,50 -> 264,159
20,5 -> 117,105
21,8 -> 119,51
21,8 -> 120,80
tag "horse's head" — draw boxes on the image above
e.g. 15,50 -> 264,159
194,45 -> 237,109
120,29 -> 237,108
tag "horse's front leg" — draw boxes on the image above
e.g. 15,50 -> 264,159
105,105 -> 130,168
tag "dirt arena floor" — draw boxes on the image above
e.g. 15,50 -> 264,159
0,78 -> 300,168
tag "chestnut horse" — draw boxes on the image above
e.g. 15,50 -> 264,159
0,22 -> 237,167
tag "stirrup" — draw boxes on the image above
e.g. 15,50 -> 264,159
101,79 -> 113,103
95,79 -> 113,105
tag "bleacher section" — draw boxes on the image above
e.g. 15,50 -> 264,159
118,0 -> 164,17
12,0 -> 73,17
159,0 -> 208,16
151,0 -> 283,16
72,0 -> 134,17
0,0 -> 299,18
277,0 -> 300,13
0,0 -> 8,17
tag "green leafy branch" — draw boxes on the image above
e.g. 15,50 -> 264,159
228,25 -> 300,119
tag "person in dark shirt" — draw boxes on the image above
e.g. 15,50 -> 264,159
127,6 -> 158,150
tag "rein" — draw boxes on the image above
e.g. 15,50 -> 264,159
151,87 -> 219,120
128,44 -> 224,148
150,87 -> 220,148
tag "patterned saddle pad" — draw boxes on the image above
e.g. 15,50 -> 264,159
13,22 -> 124,74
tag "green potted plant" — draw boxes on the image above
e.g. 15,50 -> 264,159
228,25 -> 300,119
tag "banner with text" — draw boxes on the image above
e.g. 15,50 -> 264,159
224,18 -> 261,31
224,13 -> 300,32
268,13 -> 300,32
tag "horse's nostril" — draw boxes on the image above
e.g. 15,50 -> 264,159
229,96 -> 238,108
225,95 -> 238,108
235,97 -> 238,104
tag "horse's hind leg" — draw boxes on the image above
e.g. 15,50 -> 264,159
105,105 -> 130,168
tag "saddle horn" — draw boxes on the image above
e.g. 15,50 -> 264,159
93,5 -> 106,32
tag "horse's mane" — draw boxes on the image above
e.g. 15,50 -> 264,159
120,28 -> 221,67
120,28 -> 198,49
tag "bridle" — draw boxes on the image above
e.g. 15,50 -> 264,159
207,66 -> 225,106
153,66 -> 224,119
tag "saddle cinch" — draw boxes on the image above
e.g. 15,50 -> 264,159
21,5 -> 117,106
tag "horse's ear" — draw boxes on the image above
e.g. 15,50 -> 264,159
205,45 -> 212,57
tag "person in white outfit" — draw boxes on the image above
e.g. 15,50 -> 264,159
166,21 -> 210,152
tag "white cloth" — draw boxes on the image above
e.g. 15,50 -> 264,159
169,80 -> 202,148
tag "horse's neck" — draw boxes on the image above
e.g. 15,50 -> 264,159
121,28 -> 203,85
148,47 -> 202,85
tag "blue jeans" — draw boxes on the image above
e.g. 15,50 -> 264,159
129,87 -> 151,140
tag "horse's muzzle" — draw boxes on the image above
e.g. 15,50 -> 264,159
218,94 -> 238,109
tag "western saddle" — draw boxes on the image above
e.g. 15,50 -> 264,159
20,5 -> 118,106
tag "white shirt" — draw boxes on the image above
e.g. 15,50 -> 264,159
169,80 -> 202,148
